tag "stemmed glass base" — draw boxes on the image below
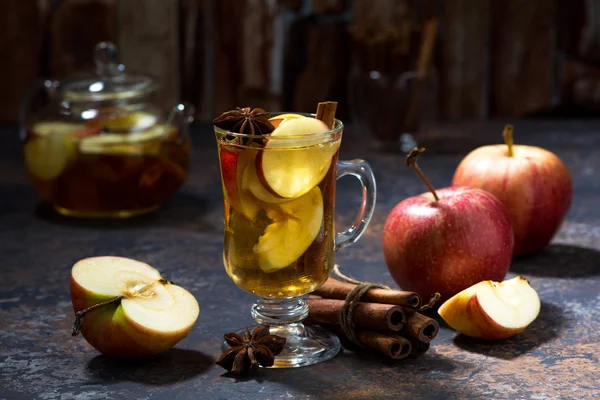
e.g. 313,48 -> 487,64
221,297 -> 341,368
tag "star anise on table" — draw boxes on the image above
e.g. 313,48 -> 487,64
213,107 -> 275,145
216,325 -> 286,375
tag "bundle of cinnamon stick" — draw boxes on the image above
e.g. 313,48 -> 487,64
304,277 -> 439,360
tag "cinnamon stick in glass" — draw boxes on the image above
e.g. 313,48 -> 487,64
297,101 -> 338,277
400,310 -> 439,343
305,298 -> 406,331
312,278 -> 422,308
316,101 -> 337,129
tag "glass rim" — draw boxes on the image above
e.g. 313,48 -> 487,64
213,112 -> 344,140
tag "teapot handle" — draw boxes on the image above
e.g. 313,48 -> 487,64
167,102 -> 195,142
19,79 -> 60,141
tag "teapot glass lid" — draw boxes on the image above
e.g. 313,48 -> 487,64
60,42 -> 156,102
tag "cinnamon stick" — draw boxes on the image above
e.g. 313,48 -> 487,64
319,324 -> 413,360
357,330 -> 412,360
400,310 -> 439,343
408,338 -> 430,358
298,101 -> 338,277
305,298 -> 406,331
316,101 -> 337,129
313,278 -> 422,308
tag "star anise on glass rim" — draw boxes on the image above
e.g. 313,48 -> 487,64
213,107 -> 275,145
216,325 -> 286,374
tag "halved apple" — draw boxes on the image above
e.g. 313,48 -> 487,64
257,118 -> 339,199
268,113 -> 304,128
24,121 -> 83,180
438,276 -> 540,340
70,256 -> 200,357
253,186 -> 323,273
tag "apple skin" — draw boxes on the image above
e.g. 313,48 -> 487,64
452,144 -> 572,256
438,276 -> 540,340
218,145 -> 241,208
382,187 -> 514,303
70,275 -> 196,358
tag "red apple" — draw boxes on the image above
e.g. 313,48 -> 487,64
452,125 -> 572,256
382,148 -> 514,303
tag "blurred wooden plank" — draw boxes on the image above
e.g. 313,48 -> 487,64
116,0 -> 179,112
438,0 -> 489,119
352,0 -> 413,32
49,0 -> 116,78
213,0 -> 280,115
557,0 -> 586,57
311,0 -> 346,15
180,0 -> 213,120
490,0 -> 556,117
286,19 -> 350,118
0,0 -> 42,122
560,59 -> 600,110
575,0 -> 600,63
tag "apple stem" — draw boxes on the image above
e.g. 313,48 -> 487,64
503,124 -> 514,157
406,147 -> 439,201
71,296 -> 123,337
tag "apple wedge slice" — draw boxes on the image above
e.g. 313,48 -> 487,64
438,276 -> 540,340
78,124 -> 171,156
24,121 -> 83,180
254,186 -> 324,273
70,256 -> 199,357
219,147 -> 264,220
242,161 -> 290,204
268,113 -> 304,128
257,117 -> 339,199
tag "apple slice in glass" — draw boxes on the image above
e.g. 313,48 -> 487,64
438,276 -> 540,340
24,121 -> 85,180
78,124 -> 172,155
256,117 -> 339,199
70,256 -> 199,357
268,113 -> 304,128
254,186 -> 324,273
242,161 -> 291,204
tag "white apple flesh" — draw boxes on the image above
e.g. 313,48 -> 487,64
256,117 -> 338,199
254,186 -> 324,273
438,276 -> 540,340
70,256 -> 199,357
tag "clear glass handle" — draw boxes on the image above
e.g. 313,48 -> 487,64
335,159 -> 377,251
166,102 -> 195,141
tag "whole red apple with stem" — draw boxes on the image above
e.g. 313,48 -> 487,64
452,125 -> 572,256
382,147 -> 514,303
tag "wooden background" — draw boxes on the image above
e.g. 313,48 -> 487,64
2,0 -> 600,123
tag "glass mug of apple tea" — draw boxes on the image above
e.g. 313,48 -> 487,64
214,106 -> 376,367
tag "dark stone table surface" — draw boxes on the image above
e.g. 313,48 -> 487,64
1,121 -> 599,400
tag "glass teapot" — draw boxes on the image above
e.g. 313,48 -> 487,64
20,42 -> 194,218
